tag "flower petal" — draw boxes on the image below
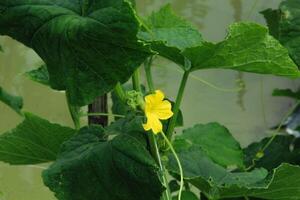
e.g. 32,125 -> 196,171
153,100 -> 173,120
143,113 -> 163,134
144,90 -> 165,105
154,90 -> 165,101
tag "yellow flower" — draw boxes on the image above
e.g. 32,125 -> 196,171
143,90 -> 173,134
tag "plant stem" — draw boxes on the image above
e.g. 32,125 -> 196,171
166,71 -> 190,140
65,92 -> 81,130
262,101 -> 300,152
114,82 -> 126,102
144,56 -> 155,92
132,68 -> 141,92
246,100 -> 300,171
161,131 -> 183,200
149,134 -> 172,200
142,62 -> 171,200
81,112 -> 125,118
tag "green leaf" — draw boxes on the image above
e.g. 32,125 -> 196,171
0,86 -> 23,114
139,4 -> 203,50
183,23 -> 299,77
0,113 -> 75,165
25,65 -> 50,86
43,126 -> 164,200
244,135 -> 300,170
169,135 -> 300,199
260,9 -> 281,39
167,142 -> 268,199
138,4 -> 203,70
272,88 -> 300,100
178,123 -> 244,168
248,163 -> 300,199
0,45 -> 3,52
0,0 -> 150,106
262,0 -> 300,67
139,5 -> 299,77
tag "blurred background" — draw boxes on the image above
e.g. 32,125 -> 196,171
0,0 -> 298,199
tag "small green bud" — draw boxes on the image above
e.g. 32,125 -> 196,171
255,151 -> 264,159
125,90 -> 145,110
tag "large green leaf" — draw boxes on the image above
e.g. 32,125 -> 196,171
219,164 -> 300,199
168,136 -> 300,199
139,5 -> 299,77
183,23 -> 299,77
0,113 -> 75,165
167,141 -> 268,199
0,0 -> 150,106
260,9 -> 281,39
43,126 -> 164,200
262,0 -> 300,67
26,65 -> 50,86
0,86 -> 23,114
247,164 -> 300,199
178,123 -> 244,168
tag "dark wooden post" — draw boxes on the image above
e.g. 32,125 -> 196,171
88,94 -> 108,126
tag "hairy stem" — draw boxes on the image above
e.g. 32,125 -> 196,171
161,131 -> 183,200
149,134 -> 172,200
166,71 -> 190,140
144,56 -> 155,92
114,82 -> 126,102
142,63 -> 172,200
132,68 -> 141,92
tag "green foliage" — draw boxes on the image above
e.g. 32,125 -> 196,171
0,0 -> 150,106
248,164 -> 300,199
139,5 -> 299,77
26,65 -> 50,86
244,135 -> 300,170
0,86 -> 23,114
168,139 -> 268,199
177,123 -> 244,168
0,113 -> 75,165
43,126 -> 164,200
169,134 -> 300,199
183,23 -> 299,76
262,0 -> 300,67
138,4 -> 203,70
260,9 -> 281,39
1,1 -> 300,200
